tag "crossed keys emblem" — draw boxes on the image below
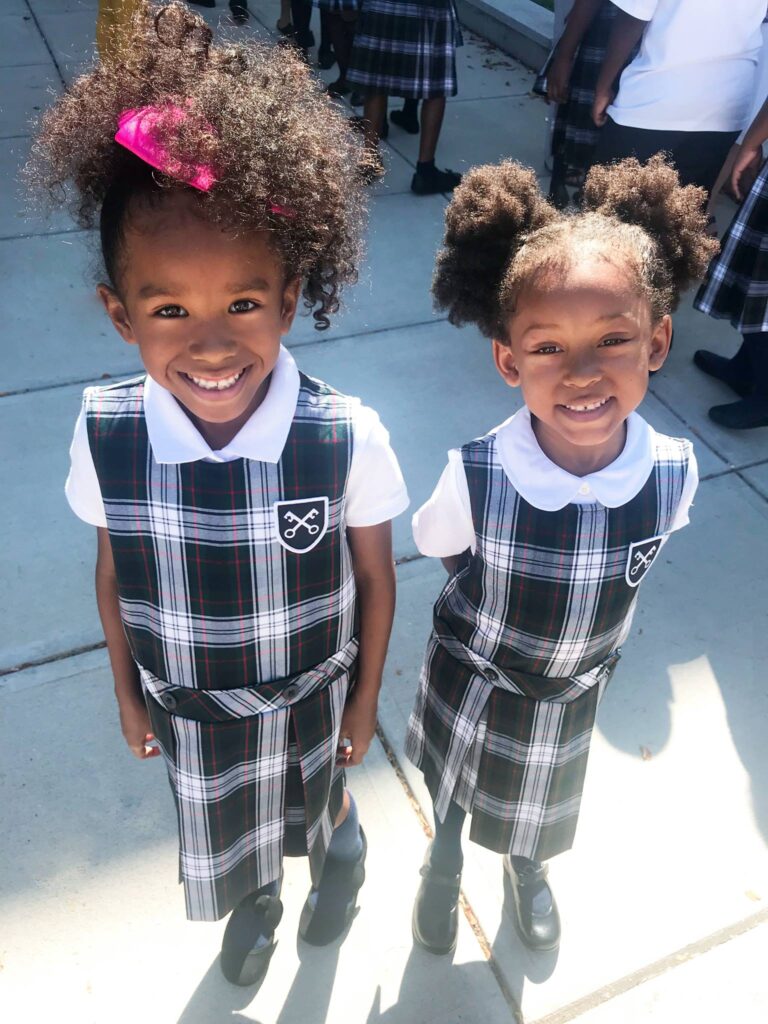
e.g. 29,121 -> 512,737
283,507 -> 321,539
625,535 -> 664,588
274,497 -> 329,553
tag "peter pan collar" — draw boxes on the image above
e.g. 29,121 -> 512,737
494,406 -> 654,511
143,345 -> 300,465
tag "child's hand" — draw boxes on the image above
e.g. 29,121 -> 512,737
337,694 -> 378,768
119,699 -> 161,760
592,84 -> 615,127
547,49 -> 574,105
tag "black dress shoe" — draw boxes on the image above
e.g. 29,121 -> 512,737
299,829 -> 367,945
411,166 -> 461,196
229,0 -> 248,21
708,396 -> 768,429
412,845 -> 461,955
693,349 -> 752,398
318,42 -> 336,70
390,106 -> 419,134
188,0 -> 216,7
503,855 -> 560,952
220,885 -> 283,986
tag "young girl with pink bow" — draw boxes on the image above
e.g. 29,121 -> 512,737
28,0 -> 407,987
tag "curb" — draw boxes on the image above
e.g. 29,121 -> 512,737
457,0 -> 553,70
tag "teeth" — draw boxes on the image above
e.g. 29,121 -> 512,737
188,370 -> 243,391
565,397 -> 609,412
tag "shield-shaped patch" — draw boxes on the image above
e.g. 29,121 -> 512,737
274,497 -> 329,554
625,535 -> 664,588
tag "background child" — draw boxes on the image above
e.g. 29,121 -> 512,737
28,0 -> 408,988
694,96 -> 768,430
405,156 -> 715,955
547,0 -> 634,208
346,0 -> 462,194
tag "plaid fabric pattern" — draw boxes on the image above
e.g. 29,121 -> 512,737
347,0 -> 462,99
85,372 -> 360,920
406,429 -> 692,860
695,158 -> 768,334
551,1 -> 616,184
317,0 -> 360,12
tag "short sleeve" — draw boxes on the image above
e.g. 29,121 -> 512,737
412,450 -> 476,557
669,449 -> 699,533
609,0 -> 658,20
65,401 -> 108,528
345,405 -> 409,527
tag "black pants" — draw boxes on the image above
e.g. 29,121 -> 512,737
595,118 -> 739,196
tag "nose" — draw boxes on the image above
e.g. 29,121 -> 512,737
563,349 -> 602,388
187,331 -> 238,363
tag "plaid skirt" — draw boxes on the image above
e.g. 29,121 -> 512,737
143,640 -> 357,921
347,0 -> 462,99
551,2 -> 627,184
317,0 -> 360,12
695,158 -> 768,335
405,631 -> 619,861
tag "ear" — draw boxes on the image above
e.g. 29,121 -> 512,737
648,313 -> 673,373
492,339 -> 521,388
279,276 -> 301,334
97,283 -> 137,345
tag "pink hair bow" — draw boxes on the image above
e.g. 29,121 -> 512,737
115,105 -> 217,192
114,105 -> 295,217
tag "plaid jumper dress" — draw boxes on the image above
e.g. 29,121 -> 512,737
406,429 -> 692,862
347,0 -> 462,99
85,373 -> 359,921
695,157 -> 768,336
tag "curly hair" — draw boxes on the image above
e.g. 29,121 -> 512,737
25,1 -> 372,329
433,154 -> 719,340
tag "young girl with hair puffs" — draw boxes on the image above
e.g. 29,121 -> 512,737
406,155 -> 716,955
28,1 -> 407,987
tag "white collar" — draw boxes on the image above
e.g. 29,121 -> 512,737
494,406 -> 655,511
143,345 -> 300,465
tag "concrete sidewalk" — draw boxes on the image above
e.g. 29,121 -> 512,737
1,2 -> 767,1022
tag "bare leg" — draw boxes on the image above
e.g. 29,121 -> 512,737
418,96 -> 446,164
363,94 -> 388,149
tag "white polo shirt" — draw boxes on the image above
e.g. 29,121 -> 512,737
412,407 -> 698,557
66,345 -> 410,529
607,0 -> 766,132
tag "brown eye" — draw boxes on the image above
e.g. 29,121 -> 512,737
155,305 -> 187,318
229,299 -> 259,314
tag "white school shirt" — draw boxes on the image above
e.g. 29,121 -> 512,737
66,345 -> 410,529
607,0 -> 766,132
412,408 -> 698,558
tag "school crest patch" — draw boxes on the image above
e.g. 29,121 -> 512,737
625,536 -> 664,588
274,497 -> 329,553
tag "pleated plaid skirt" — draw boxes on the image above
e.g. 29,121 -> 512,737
694,158 -> 768,335
143,641 -> 356,922
406,632 -> 619,861
347,0 -> 462,99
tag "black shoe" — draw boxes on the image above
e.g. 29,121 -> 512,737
318,42 -> 336,70
188,0 -> 216,6
220,884 -> 284,987
349,90 -> 365,107
411,166 -> 462,196
326,77 -> 351,98
412,844 -> 461,955
295,27 -> 315,49
229,0 -> 248,22
693,349 -> 752,398
503,856 -> 560,952
390,107 -> 419,134
708,396 -> 768,429
299,828 -> 367,946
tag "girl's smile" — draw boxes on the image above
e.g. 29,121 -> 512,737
494,257 -> 672,476
97,192 -> 300,450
